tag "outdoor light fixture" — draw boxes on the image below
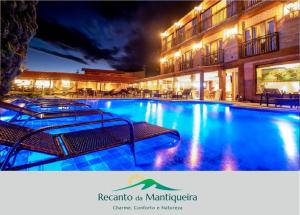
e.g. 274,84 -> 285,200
35,80 -> 51,88
224,26 -> 238,38
62,80 -> 71,88
174,51 -> 181,58
160,32 -> 168,38
284,2 -> 300,15
193,42 -> 202,50
174,21 -> 182,28
14,79 -> 31,86
194,5 -> 203,13
160,57 -> 166,63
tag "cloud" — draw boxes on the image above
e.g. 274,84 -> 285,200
30,46 -> 88,65
35,18 -> 119,62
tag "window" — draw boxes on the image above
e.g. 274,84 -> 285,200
256,63 -> 300,94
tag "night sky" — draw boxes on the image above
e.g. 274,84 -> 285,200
27,1 -> 199,76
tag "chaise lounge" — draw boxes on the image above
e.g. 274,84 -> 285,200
0,119 -> 180,170
0,100 -> 110,121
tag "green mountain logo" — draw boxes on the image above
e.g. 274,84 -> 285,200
113,178 -> 179,191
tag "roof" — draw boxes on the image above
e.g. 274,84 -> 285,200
18,69 -> 144,83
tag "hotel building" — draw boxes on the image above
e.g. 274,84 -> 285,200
134,0 -> 300,101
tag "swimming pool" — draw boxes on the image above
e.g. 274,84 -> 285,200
0,99 -> 299,171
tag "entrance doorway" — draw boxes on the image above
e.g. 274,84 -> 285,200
225,68 -> 238,101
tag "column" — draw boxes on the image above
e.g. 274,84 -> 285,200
218,70 -> 226,101
199,72 -> 204,100
237,64 -> 245,101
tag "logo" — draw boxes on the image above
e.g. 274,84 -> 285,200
113,178 -> 179,191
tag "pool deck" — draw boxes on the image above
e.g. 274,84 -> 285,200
7,95 -> 300,114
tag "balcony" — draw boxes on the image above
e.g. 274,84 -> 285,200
241,32 -> 279,58
202,49 -> 224,66
244,0 -> 263,10
164,65 -> 175,73
200,1 -> 240,32
179,59 -> 194,71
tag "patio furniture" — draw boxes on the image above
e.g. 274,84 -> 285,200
142,89 -> 152,98
0,119 -> 180,170
274,98 -> 299,108
15,98 -> 91,108
182,89 -> 192,99
260,88 -> 283,106
0,100 -> 110,122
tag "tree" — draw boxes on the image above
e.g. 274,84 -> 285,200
0,0 -> 37,98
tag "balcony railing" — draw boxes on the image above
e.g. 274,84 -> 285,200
244,0 -> 262,10
201,1 -> 239,32
179,59 -> 194,71
202,49 -> 224,66
241,32 -> 279,58
163,65 -> 175,73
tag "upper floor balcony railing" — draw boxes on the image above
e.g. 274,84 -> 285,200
162,1 -> 240,52
163,64 -> 175,73
201,1 -> 239,31
202,49 -> 224,66
240,32 -> 279,58
244,0 -> 263,10
179,59 -> 194,71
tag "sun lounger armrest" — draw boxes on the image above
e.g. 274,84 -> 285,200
0,118 -> 134,171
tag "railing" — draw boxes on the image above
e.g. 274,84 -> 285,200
201,1 -> 239,32
244,0 -> 262,10
241,32 -> 279,58
202,49 -> 224,66
163,65 -> 175,73
179,59 -> 194,71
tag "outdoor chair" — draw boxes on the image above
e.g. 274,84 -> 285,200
0,119 -> 180,170
0,100 -> 110,122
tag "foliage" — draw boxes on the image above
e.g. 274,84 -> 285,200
0,0 -> 38,98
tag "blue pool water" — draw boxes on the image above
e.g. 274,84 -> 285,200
0,99 -> 299,171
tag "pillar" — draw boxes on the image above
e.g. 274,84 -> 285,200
218,70 -> 226,100
238,64 -> 245,101
199,72 -> 204,100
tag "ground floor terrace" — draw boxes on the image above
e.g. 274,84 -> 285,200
134,58 -> 300,103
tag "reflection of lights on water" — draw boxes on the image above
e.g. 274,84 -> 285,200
157,103 -> 163,126
277,121 -> 299,166
145,102 -> 151,122
222,146 -> 237,171
151,103 -> 157,114
188,104 -> 201,169
139,102 -> 143,107
106,101 -> 111,108
288,115 -> 300,120
154,153 -> 163,169
225,106 -> 232,121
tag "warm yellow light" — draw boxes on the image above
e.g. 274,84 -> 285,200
160,57 -> 166,63
160,32 -> 168,37
284,2 -> 300,15
62,80 -> 71,88
35,80 -> 51,88
193,42 -> 202,50
174,51 -> 181,58
14,79 -> 31,86
224,26 -> 238,38
174,21 -> 182,28
194,5 -> 203,12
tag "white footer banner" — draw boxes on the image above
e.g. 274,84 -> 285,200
0,172 -> 298,215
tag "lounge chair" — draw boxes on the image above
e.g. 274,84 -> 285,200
0,119 -> 180,170
15,98 -> 91,108
0,100 -> 109,121
182,89 -> 192,99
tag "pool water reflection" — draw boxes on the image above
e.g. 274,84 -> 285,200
0,99 -> 299,171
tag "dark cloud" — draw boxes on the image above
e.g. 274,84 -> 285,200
35,18 -> 119,62
30,46 -> 88,65
33,1 -> 198,74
